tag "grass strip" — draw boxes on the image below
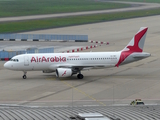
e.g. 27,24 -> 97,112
0,8 -> 160,33
0,0 -> 129,17
117,0 -> 160,3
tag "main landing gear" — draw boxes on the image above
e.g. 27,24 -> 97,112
77,71 -> 83,79
23,71 -> 27,79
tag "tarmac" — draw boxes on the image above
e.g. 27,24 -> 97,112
0,15 -> 160,108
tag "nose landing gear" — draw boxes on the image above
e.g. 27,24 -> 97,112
23,71 -> 27,79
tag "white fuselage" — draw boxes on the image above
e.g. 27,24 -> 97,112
4,51 -> 150,72
4,52 -> 120,71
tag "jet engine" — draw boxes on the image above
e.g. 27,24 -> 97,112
56,68 -> 72,78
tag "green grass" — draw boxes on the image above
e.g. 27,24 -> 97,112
1,8 -> 160,33
117,0 -> 160,3
0,0 -> 130,17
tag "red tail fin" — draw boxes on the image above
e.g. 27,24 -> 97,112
123,27 -> 148,52
116,27 -> 148,67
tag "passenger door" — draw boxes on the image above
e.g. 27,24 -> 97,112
24,56 -> 29,66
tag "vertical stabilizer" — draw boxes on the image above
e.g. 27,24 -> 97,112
122,27 -> 148,52
116,27 -> 148,67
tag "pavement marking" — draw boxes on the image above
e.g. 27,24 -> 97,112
61,80 -> 106,106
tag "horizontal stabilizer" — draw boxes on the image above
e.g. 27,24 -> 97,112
131,52 -> 151,58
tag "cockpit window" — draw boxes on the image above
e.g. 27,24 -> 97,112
10,59 -> 19,62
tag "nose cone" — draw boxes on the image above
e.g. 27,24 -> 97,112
4,62 -> 11,69
4,62 -> 8,68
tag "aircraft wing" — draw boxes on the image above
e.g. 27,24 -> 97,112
56,64 -> 115,70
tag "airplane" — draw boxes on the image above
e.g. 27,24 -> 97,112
4,27 -> 151,79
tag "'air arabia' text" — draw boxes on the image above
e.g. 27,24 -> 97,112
31,56 -> 66,63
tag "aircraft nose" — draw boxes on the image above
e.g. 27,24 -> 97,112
4,62 -> 10,69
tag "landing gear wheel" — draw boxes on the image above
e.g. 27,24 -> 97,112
23,75 -> 27,79
77,74 -> 83,79
23,71 -> 27,79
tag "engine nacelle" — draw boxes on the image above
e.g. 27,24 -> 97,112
56,68 -> 72,78
42,70 -> 55,73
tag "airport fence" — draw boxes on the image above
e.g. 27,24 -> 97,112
0,34 -> 88,42
0,47 -> 54,61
